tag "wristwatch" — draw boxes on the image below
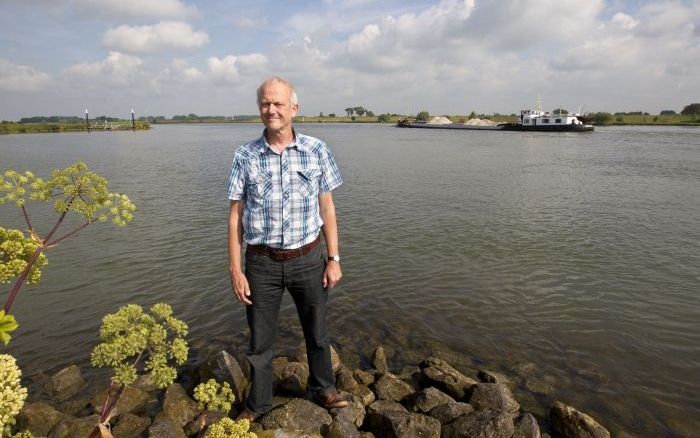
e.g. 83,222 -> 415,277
328,255 -> 340,262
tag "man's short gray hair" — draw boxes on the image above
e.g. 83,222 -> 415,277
256,77 -> 298,107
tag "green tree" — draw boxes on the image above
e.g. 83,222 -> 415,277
328,113 -> 336,118
416,111 -> 430,121
378,113 -> 391,123
553,108 -> 569,115
659,110 -> 676,116
680,103 -> 700,115
354,106 -> 366,117
367,111 -> 375,117
589,112 -> 613,125
344,107 -> 354,117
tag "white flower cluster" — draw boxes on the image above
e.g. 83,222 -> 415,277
0,354 -> 28,434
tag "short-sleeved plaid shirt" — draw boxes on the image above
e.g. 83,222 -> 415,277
227,130 -> 343,249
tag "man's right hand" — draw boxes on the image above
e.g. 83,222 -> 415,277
230,269 -> 253,305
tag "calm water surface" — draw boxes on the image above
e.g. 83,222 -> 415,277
1,124 -> 699,436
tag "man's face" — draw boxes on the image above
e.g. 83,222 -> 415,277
258,82 -> 298,133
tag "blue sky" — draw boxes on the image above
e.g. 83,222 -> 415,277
1,0 -> 698,119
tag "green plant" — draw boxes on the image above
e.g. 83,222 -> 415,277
204,418 -> 256,438
90,303 -> 188,437
416,111 -> 430,121
0,354 -> 28,437
194,380 -> 236,413
0,163 -> 135,343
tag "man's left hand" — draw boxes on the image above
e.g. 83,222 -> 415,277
323,261 -> 342,289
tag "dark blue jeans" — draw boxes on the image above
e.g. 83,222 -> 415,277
244,243 -> 335,414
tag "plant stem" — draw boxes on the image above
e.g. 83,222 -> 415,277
20,204 -> 35,233
3,246 -> 43,313
46,221 -> 91,246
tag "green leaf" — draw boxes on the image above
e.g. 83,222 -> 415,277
0,311 -> 19,346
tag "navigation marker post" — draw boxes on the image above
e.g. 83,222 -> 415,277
131,109 -> 135,131
85,109 -> 90,133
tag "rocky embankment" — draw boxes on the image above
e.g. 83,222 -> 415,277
16,345 -> 610,437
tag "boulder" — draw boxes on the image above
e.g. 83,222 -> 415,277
365,409 -> 441,438
428,402 -> 474,425
420,357 -> 477,400
148,411 -> 188,438
273,356 -> 290,384
350,384 -> 376,406
48,414 -> 100,438
296,343 -> 343,373
336,367 -> 359,392
397,365 -> 423,390
372,346 -> 389,374
202,350 -> 249,405
184,410 -> 226,436
91,385 -> 150,415
258,398 -> 332,435
255,430 -> 323,438
162,383 -> 200,427
478,370 -> 510,385
43,365 -> 85,400
372,373 -> 414,402
441,409 -> 515,438
469,383 -> 520,414
354,369 -> 375,386
366,399 -> 408,416
513,412 -> 541,438
359,433 -> 376,438
330,393 -> 366,427
404,387 -> 455,413
57,398 -> 91,417
327,418 -> 361,438
112,413 -> 152,438
550,401 -> 610,438
278,361 -> 309,396
15,402 -> 65,436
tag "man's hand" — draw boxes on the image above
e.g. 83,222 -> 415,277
230,269 -> 253,305
323,261 -> 342,289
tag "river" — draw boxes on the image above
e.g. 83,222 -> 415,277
1,123 -> 699,436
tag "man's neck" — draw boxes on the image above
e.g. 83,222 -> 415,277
265,128 -> 295,153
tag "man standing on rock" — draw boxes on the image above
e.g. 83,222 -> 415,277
227,76 -> 348,421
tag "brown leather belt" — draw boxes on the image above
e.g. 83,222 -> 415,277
246,236 -> 321,261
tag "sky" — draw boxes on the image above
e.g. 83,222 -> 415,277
1,0 -> 698,120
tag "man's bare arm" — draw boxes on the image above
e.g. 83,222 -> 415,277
319,193 -> 342,288
229,200 -> 252,305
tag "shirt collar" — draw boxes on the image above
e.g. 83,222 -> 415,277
258,129 -> 309,154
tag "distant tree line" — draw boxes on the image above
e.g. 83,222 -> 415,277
344,106 -> 375,117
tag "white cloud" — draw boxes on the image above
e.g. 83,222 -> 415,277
62,51 -> 144,86
0,58 -> 52,92
208,53 -> 269,84
235,16 -> 269,29
102,21 -> 209,54
611,12 -> 638,30
74,0 -> 196,19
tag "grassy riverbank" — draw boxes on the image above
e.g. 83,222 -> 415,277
0,121 -> 150,134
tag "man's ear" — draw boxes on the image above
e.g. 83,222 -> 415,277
291,104 -> 299,118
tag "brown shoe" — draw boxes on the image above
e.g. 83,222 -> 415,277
314,390 -> 349,409
235,409 -> 260,422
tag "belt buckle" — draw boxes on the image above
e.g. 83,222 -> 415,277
269,248 -> 286,261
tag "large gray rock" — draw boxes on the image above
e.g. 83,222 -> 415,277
15,402 -> 65,436
148,411 -> 188,438
405,387 -> 455,413
336,367 -> 359,392
366,399 -> 408,416
420,357 -> 477,401
372,346 -> 389,374
513,412 -> 541,438
354,369 -> 375,386
365,409 -> 441,438
203,350 -> 249,405
91,385 -> 150,415
330,393 -> 366,427
296,343 -> 343,373
428,402 -> 474,425
550,401 -> 610,438
162,383 -> 200,427
278,361 -> 309,396
478,370 -> 510,384
441,409 -> 515,438
258,398 -> 333,435
184,410 -> 227,436
48,414 -> 100,438
256,430 -> 323,438
372,373 -> 414,402
112,413 -> 152,438
469,383 -> 520,414
44,365 -> 86,400
327,418 -> 361,438
351,385 -> 376,407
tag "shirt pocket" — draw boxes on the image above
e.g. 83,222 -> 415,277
248,169 -> 273,199
296,167 -> 320,198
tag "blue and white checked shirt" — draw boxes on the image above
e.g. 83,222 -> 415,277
227,131 -> 343,249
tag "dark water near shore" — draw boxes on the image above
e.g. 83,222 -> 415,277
1,124 -> 699,435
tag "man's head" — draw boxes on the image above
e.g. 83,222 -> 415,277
257,77 -> 298,134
